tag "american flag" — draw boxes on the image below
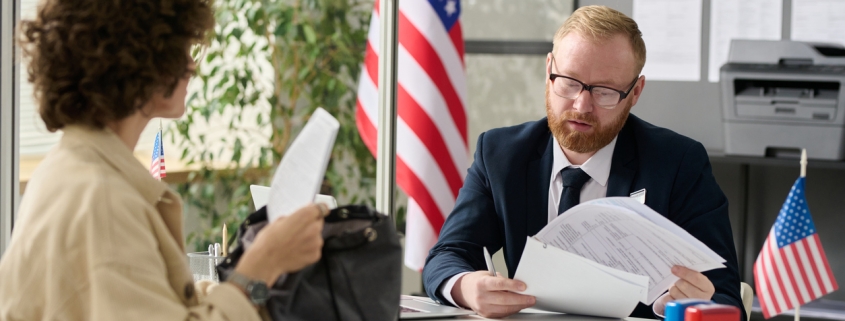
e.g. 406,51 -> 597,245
150,130 -> 167,180
754,177 -> 838,318
356,0 -> 467,270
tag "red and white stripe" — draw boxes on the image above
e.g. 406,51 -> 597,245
356,0 -> 467,271
754,231 -> 838,318
150,158 -> 166,180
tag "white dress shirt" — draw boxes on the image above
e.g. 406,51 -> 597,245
439,136 -> 618,306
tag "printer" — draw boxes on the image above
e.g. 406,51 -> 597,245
721,40 -> 845,160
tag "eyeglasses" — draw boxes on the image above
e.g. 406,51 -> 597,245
548,56 -> 639,109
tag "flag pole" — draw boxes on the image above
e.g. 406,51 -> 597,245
800,149 -> 807,178
376,0 -> 398,223
796,148 -> 807,321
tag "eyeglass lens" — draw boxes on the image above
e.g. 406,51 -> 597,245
553,77 -> 621,107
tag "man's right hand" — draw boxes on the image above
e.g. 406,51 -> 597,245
451,271 -> 536,318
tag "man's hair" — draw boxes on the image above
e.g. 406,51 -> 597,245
552,5 -> 646,76
19,0 -> 214,132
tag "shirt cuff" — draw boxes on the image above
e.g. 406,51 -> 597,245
439,272 -> 471,307
653,292 -> 670,318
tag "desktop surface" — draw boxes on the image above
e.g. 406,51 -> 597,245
402,296 -> 654,321
420,313 -> 655,320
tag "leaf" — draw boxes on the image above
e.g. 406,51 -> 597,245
303,24 -> 317,44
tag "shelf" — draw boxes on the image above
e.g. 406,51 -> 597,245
708,151 -> 845,170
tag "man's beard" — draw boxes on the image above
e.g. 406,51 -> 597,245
546,86 -> 632,154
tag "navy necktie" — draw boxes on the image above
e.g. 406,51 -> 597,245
557,167 -> 592,216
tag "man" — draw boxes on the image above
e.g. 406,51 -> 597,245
423,5 -> 744,320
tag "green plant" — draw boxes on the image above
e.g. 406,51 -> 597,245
172,0 -> 376,251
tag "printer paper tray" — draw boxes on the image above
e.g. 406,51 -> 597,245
737,104 -> 835,121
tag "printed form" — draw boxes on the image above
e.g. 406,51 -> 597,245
267,108 -> 339,222
515,197 -> 725,316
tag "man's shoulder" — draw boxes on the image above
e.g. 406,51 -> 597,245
479,118 -> 550,152
625,114 -> 702,154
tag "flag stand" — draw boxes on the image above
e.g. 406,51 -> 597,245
796,148 -> 806,321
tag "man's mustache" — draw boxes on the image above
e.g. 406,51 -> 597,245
561,110 -> 598,127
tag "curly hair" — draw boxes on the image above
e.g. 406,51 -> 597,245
19,0 -> 214,132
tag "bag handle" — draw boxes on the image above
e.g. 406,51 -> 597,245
325,205 -> 384,223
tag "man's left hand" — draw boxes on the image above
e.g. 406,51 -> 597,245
654,266 -> 715,315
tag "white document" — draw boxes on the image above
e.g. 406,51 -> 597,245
791,0 -> 845,47
633,0 -> 703,81
708,0 -> 782,82
533,197 -> 725,305
514,237 -> 648,318
266,108 -> 339,222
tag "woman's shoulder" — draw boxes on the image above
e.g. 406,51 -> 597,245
21,144 -> 152,225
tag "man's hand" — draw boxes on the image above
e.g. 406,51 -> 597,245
451,271 -> 536,318
654,266 -> 716,315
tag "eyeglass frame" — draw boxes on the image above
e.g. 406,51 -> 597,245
548,55 -> 640,109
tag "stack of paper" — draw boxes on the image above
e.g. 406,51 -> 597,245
514,197 -> 725,318
266,108 -> 340,222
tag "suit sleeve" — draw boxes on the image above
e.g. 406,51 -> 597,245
670,142 -> 746,321
423,132 -> 506,305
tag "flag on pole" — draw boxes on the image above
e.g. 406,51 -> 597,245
754,177 -> 838,318
150,130 -> 167,180
356,0 -> 468,271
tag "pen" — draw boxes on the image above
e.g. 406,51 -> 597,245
222,223 -> 228,257
483,246 -> 497,277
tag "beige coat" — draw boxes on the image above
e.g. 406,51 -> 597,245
0,126 -> 261,321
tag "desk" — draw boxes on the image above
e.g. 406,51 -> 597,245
422,314 -> 653,321
406,296 -> 654,321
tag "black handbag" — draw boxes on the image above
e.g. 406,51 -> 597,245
217,204 -> 402,321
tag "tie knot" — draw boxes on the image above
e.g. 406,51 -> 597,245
560,167 -> 591,188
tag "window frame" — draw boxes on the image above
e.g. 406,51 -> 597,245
1,0 -> 20,255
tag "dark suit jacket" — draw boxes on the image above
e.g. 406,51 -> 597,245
423,114 -> 744,320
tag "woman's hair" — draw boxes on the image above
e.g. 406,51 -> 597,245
19,0 -> 214,131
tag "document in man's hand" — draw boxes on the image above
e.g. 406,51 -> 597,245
513,197 -> 726,318
266,108 -> 339,222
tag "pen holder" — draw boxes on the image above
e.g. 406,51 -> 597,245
187,251 -> 227,282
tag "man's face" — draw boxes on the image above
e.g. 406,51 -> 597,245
545,32 -> 645,154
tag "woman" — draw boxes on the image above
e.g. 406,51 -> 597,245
0,0 -> 324,320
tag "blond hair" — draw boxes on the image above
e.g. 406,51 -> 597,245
552,5 -> 646,76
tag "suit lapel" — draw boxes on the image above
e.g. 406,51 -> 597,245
607,118 -> 639,197
525,133 -> 554,236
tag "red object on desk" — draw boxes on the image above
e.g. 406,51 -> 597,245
685,304 -> 740,321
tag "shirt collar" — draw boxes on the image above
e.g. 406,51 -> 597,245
551,135 -> 618,187
61,125 -> 170,205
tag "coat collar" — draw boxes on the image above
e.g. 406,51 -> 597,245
60,125 -> 174,207
606,115 -> 639,197
525,127 -> 554,237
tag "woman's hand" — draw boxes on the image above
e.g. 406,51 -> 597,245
234,203 -> 328,285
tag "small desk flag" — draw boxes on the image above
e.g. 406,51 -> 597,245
150,130 -> 166,180
754,177 -> 838,318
